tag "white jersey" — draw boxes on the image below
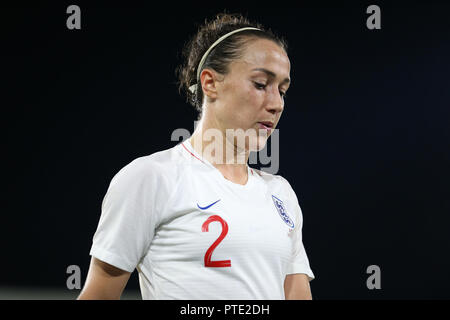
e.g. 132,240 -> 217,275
90,139 -> 314,300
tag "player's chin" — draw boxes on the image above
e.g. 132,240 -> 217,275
249,134 -> 269,152
234,128 -> 270,152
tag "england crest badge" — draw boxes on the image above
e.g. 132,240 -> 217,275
272,195 -> 295,229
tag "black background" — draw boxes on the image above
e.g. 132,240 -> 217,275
2,1 -> 449,299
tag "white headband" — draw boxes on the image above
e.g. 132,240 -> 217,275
188,27 -> 261,94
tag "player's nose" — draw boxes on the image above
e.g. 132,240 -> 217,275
265,88 -> 284,114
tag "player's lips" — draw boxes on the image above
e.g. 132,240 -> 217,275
258,121 -> 274,131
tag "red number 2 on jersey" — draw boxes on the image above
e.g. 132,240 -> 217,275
201,215 -> 231,267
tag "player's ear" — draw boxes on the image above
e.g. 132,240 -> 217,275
200,69 -> 221,100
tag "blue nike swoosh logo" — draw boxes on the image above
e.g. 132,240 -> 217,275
197,199 -> 221,210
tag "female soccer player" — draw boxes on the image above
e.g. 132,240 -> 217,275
78,12 -> 314,300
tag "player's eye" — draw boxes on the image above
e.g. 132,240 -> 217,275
253,82 -> 266,90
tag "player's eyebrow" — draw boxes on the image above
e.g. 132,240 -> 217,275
251,68 -> 290,84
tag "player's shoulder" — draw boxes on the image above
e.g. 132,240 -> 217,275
110,142 -> 184,185
251,167 -> 294,191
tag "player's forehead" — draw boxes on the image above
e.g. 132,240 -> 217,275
231,38 -> 290,80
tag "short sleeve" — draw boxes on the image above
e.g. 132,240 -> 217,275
281,177 -> 315,281
89,157 -> 162,273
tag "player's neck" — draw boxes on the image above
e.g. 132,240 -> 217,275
189,123 -> 249,185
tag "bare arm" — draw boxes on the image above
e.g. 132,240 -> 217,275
77,257 -> 132,300
284,273 -> 312,300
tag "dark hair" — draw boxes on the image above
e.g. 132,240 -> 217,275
176,12 -> 288,116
